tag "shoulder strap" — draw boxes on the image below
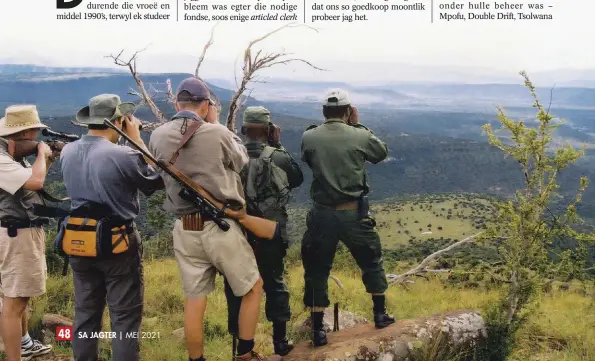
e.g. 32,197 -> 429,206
260,146 -> 276,160
168,120 -> 203,165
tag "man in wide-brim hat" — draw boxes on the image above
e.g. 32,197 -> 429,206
0,104 -> 55,361
60,94 -> 163,361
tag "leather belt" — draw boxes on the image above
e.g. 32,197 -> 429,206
1,218 -> 49,238
315,201 -> 358,210
180,213 -> 212,231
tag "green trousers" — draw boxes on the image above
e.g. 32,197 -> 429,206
225,231 -> 290,335
301,206 -> 388,308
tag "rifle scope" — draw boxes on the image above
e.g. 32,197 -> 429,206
42,128 -> 80,142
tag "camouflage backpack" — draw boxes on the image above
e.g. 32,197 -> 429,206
241,146 -> 290,217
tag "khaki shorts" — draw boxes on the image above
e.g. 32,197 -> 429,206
0,226 -> 47,298
172,218 -> 259,299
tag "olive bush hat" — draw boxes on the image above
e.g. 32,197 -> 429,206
243,106 -> 271,127
76,94 -> 135,125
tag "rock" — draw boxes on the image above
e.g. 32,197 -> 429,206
40,314 -> 73,344
294,307 -> 368,338
284,309 -> 487,361
43,314 -> 73,329
172,327 -> 185,341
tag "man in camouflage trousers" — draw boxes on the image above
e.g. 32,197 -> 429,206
226,106 -> 303,356
300,89 -> 395,347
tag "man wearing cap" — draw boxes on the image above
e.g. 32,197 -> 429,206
0,105 -> 54,361
149,77 -> 280,361
300,89 -> 395,346
60,94 -> 164,361
225,106 -> 303,356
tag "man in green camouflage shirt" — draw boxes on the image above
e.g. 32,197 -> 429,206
300,89 -> 395,346
226,106 -> 303,356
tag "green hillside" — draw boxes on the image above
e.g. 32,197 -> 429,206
374,194 -> 496,247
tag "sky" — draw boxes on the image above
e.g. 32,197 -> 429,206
0,0 -> 593,83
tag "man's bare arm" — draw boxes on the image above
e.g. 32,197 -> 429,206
23,142 -> 52,191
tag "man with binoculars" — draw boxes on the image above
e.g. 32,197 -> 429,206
225,106 -> 303,356
0,104 -> 55,361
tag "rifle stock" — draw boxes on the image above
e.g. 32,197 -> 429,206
168,162 -> 278,240
104,119 -> 279,240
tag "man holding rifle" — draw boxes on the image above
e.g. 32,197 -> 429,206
148,77 -> 281,361
0,105 -> 54,361
60,94 -> 164,361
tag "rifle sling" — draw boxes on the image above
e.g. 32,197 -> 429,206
169,119 -> 203,165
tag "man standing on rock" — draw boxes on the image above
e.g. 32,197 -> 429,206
60,94 -> 164,361
226,106 -> 303,356
149,77 -> 281,361
300,89 -> 395,347
0,105 -> 54,361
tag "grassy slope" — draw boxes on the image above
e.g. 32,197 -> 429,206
28,250 -> 594,361
373,194 -> 497,247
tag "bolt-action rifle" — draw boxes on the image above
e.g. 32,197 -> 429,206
7,128 -> 80,161
103,118 -> 280,240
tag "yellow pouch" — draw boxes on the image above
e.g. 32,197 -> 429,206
109,224 -> 130,255
62,217 -> 99,257
59,217 -> 131,258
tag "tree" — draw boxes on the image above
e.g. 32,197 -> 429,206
104,23 -> 323,134
481,71 -> 595,351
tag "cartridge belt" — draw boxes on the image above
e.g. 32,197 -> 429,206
180,213 -> 213,231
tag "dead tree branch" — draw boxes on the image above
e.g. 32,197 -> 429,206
226,23 -> 326,133
106,48 -> 166,123
387,232 -> 484,285
195,23 -> 218,79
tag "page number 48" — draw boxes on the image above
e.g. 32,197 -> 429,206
56,326 -> 73,341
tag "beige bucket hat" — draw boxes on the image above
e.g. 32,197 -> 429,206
0,105 -> 47,137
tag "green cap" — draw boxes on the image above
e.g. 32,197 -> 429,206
243,106 -> 271,126
76,94 -> 135,125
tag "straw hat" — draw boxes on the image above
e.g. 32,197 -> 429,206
0,105 -> 47,137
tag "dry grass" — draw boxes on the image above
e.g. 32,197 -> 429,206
25,253 -> 594,361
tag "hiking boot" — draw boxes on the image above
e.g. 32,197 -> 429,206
235,350 -> 282,361
312,329 -> 328,347
22,339 -> 52,358
273,339 -> 294,356
374,312 -> 396,329
21,356 -> 33,361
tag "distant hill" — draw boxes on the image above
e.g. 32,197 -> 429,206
0,72 -> 248,119
0,64 -> 125,74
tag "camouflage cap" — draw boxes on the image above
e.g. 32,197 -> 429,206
324,88 -> 351,107
243,106 -> 271,126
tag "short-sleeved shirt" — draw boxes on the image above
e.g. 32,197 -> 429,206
148,111 -> 249,216
60,135 -> 164,221
301,119 -> 388,205
0,155 -> 32,196
0,137 -> 44,221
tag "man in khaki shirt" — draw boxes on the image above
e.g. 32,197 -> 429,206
149,77 -> 280,361
0,105 -> 54,361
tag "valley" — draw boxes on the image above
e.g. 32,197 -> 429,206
1,64 -> 594,361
